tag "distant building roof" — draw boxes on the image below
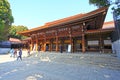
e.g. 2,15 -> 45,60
9,38 -> 21,43
102,21 -> 115,29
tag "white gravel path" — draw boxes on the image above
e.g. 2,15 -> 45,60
0,52 -> 120,80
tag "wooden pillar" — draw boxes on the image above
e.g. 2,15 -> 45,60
44,32 -> 46,52
30,40 -> 32,51
85,38 -> 88,51
36,37 -> 38,51
56,36 -> 59,52
28,40 -> 30,49
30,38 -> 33,51
69,27 -> 73,53
70,36 -> 74,53
82,34 -> 86,53
60,38 -> 64,53
44,39 -> 46,52
99,34 -> 104,53
82,23 -> 86,53
73,39 -> 76,52
41,41 -> 44,51
44,42 -> 46,52
50,39 -> 53,51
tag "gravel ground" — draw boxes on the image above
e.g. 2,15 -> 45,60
0,52 -> 120,80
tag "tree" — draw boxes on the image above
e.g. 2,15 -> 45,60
0,0 -> 14,41
89,0 -> 111,8
89,0 -> 120,14
9,25 -> 28,39
89,0 -> 120,37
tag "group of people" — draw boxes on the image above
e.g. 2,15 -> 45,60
9,48 -> 18,58
9,48 -> 26,61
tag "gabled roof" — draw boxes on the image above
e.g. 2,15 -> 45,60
18,6 -> 108,36
45,13 -> 84,27
45,6 -> 108,27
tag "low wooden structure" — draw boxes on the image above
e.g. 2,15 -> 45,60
19,7 -> 115,53
9,38 -> 22,48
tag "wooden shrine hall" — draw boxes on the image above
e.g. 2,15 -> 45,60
19,6 -> 115,53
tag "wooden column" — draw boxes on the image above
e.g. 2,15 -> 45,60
44,44 -> 46,52
70,36 -> 74,53
73,39 -> 76,52
35,36 -> 38,51
28,40 -> 30,49
50,39 -> 53,51
82,23 -> 86,53
69,27 -> 73,53
44,32 -> 46,52
85,38 -> 88,51
30,39 -> 32,51
56,36 -> 59,52
60,38 -> 64,53
99,34 -> 104,53
43,40 -> 46,52
56,30 -> 59,52
30,38 -> 34,51
82,34 -> 86,53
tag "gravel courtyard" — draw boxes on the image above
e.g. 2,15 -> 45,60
0,52 -> 120,80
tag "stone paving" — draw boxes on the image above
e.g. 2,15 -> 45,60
0,52 -> 120,80
0,51 -> 29,64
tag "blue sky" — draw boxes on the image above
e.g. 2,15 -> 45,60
9,0 -> 113,29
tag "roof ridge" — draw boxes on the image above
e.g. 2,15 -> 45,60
45,13 -> 85,26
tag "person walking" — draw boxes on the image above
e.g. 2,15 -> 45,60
17,48 -> 22,60
14,49 -> 17,58
38,45 -> 41,52
60,45 -> 63,53
10,48 -> 14,57
27,48 -> 30,56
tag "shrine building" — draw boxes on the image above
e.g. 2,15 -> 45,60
19,6 -> 115,53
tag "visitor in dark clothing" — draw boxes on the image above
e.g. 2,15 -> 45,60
60,45 -> 63,53
17,48 -> 22,60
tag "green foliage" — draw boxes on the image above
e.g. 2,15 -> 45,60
0,0 -> 14,41
9,25 -> 28,39
89,0 -> 120,19
113,7 -> 120,15
89,0 -> 111,8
